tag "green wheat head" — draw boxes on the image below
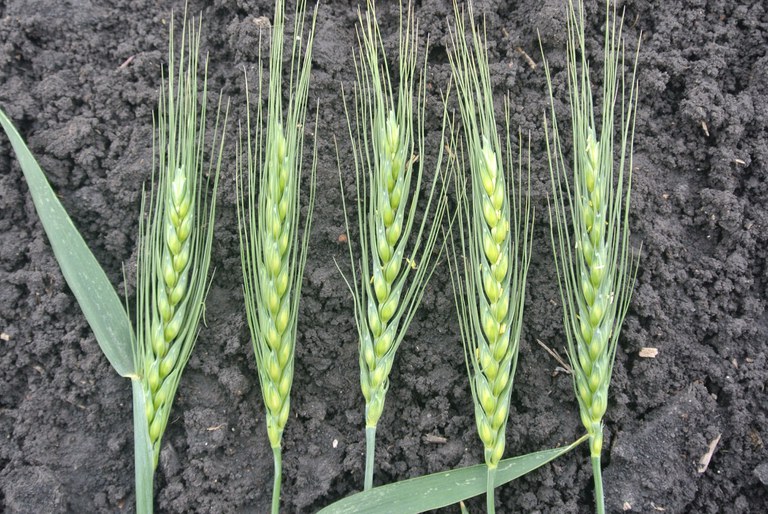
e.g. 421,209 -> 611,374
135,13 -> 227,467
236,0 -> 318,451
339,0 -> 451,431
448,1 -> 533,470
541,0 -> 640,460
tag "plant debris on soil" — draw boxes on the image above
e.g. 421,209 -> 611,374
1,0 -> 766,512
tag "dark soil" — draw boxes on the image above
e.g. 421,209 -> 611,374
1,0 -> 767,512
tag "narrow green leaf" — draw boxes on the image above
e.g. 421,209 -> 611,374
318,435 -> 587,514
132,379 -> 154,514
0,107 -> 135,377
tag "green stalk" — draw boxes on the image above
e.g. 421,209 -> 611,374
365,426 -> 377,491
132,380 -> 154,514
486,466 -> 496,514
272,447 -> 283,514
592,453 -> 605,514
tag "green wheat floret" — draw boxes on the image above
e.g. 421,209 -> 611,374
337,0 -> 451,491
235,0 -> 317,511
448,2 -> 533,513
540,1 -> 640,513
135,14 -> 227,469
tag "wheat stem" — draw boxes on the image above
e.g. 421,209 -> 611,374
272,447 -> 282,514
486,466 -> 496,514
592,453 -> 605,514
365,426 -> 377,491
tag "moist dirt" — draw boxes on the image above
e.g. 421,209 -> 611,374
0,0 -> 766,512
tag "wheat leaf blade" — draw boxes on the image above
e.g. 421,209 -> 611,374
0,108 -> 136,378
318,435 -> 587,514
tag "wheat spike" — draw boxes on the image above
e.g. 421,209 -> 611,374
447,3 -> 533,512
337,1 -> 452,490
236,0 -> 317,511
541,1 -> 640,512
135,13 -> 227,468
